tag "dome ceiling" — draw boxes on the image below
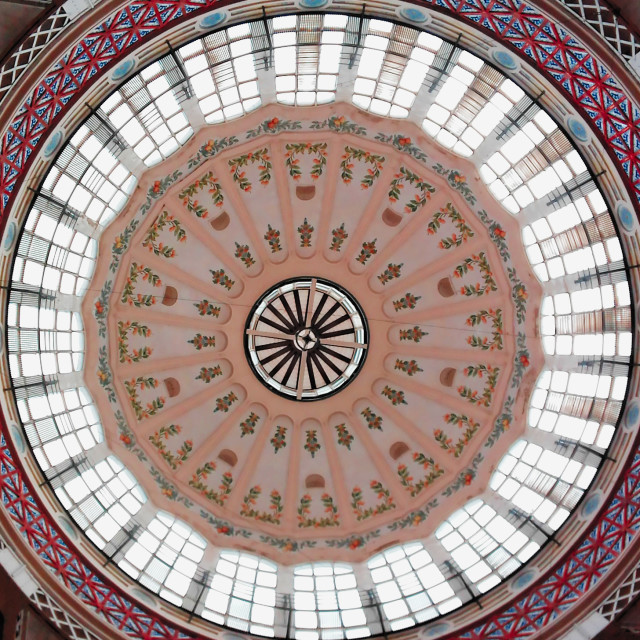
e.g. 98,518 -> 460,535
1,4 -> 638,640
84,103 -> 543,562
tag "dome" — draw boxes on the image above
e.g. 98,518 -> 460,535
0,2 -> 639,640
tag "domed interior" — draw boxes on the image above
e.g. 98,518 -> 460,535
5,12 -> 632,639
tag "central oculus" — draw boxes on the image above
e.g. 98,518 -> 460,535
245,277 -> 369,401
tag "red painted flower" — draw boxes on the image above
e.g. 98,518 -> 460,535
520,355 -> 530,367
267,117 -> 279,129
217,525 -> 230,534
95,301 -> 104,315
398,137 -> 411,146
494,225 -> 506,238
152,180 -> 162,194
464,473 -> 473,485
349,538 -> 362,549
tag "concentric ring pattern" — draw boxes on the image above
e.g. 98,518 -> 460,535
4,13 -> 632,640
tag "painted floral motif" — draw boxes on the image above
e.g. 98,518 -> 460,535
512,332 -> 530,389
378,263 -> 403,285
509,269 -> 528,324
486,396 -> 514,448
356,239 -> 377,264
188,333 -> 215,350
361,407 -> 382,430
394,359 -> 423,377
271,426 -> 287,453
477,209 -> 509,261
351,481 -> 395,521
124,376 -> 164,421
179,171 -> 224,217
110,221 -> 139,272
214,392 -> 238,413
94,281 -> 111,338
311,115 -> 367,135
443,454 -> 483,497
388,167 -> 436,213
329,223 -> 348,252
466,308 -> 503,351
264,225 -> 282,253
297,493 -> 339,528
453,252 -> 497,297
388,500 -> 438,531
142,210 -> 186,258
188,136 -> 237,168
298,218 -> 314,247
432,163 -> 476,205
117,322 -> 151,364
97,345 -> 115,403
234,243 -> 256,268
150,467 -> 183,502
382,385 -> 407,406
334,423 -> 354,449
340,146 -> 385,188
188,461 -> 233,506
116,409 -> 138,453
240,412 -> 260,437
247,117 -> 302,138
148,171 -> 183,198
148,424 -> 192,470
241,487 -> 283,524
434,414 -> 481,458
228,147 -> 272,191
458,364 -> 500,407
393,293 -> 421,312
194,299 -> 221,317
210,268 -> 234,291
195,365 -> 223,383
399,326 -> 428,342
121,263 -> 162,307
304,430 -> 321,458
374,132 -> 428,162
285,142 -> 328,180
398,453 -> 444,497
427,202 -> 474,250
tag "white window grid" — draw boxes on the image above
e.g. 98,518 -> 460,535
272,14 -> 346,107
8,303 -> 84,380
43,119 -> 136,228
529,368 -> 625,448
480,111 -> 590,214
522,192 -> 622,283
118,511 -> 206,607
178,24 -> 261,123
293,563 -> 367,640
54,456 -> 145,552
352,21 -> 442,119
14,386 -> 102,472
538,282 -> 631,357
422,53 -> 525,157
11,204 -> 97,298
201,550 -> 277,635
99,55 -> 194,167
490,439 -> 597,531
435,499 -> 540,595
367,543 -> 457,630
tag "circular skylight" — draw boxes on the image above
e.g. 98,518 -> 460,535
245,277 -> 368,400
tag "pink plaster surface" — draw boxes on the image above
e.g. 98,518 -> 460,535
82,103 -> 544,563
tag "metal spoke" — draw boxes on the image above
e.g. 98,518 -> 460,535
247,329 -> 295,340
245,277 -> 368,400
